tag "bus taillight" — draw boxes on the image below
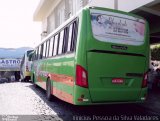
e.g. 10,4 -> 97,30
76,65 -> 88,88
142,72 -> 148,88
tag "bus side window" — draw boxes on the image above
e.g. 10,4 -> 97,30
35,49 -> 38,60
71,20 -> 78,51
58,30 -> 64,55
53,34 -> 59,56
63,27 -> 69,53
34,51 -> 36,60
38,46 -> 41,60
52,36 -> 55,56
40,44 -> 43,59
36,47 -> 39,60
46,39 -> 50,58
67,24 -> 73,52
43,42 -> 46,58
49,37 -> 54,57
33,50 -> 36,60
47,39 -> 50,57
32,52 -> 35,61
45,41 -> 48,58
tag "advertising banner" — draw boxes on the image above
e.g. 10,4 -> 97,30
0,59 -> 21,71
90,9 -> 145,46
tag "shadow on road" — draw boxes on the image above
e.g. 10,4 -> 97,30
27,82 -> 160,121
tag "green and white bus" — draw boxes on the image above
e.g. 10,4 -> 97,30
31,6 -> 149,105
20,49 -> 34,82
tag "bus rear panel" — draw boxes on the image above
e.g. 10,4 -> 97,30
74,7 -> 149,105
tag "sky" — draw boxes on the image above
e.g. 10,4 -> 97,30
0,0 -> 41,49
0,0 -> 154,49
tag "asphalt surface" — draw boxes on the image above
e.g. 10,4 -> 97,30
0,82 -> 160,121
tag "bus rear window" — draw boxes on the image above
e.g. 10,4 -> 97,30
90,9 -> 146,46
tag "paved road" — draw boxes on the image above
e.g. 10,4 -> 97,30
0,82 -> 160,121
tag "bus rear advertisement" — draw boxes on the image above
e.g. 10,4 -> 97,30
31,6 -> 149,105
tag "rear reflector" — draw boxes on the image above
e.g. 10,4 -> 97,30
76,65 -> 88,88
142,72 -> 148,88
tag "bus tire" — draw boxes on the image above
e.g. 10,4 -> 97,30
46,78 -> 52,101
24,77 -> 27,82
31,75 -> 34,83
33,74 -> 38,88
25,76 -> 30,82
21,78 -> 24,82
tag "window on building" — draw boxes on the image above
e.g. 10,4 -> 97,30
54,1 -> 65,28
47,11 -> 55,34
68,0 -> 73,18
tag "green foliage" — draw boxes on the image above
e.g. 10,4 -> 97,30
151,45 -> 160,60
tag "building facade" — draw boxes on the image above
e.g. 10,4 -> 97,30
34,0 -> 90,39
33,0 -> 159,41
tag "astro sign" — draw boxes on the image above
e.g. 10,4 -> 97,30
0,59 -> 22,70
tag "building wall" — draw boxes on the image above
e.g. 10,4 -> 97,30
39,0 -> 154,39
118,0 -> 154,12
40,0 -> 90,38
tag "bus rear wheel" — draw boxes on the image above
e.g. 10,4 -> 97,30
46,78 -> 52,101
32,74 -> 37,88
24,76 -> 30,82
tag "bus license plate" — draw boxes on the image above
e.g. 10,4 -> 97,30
112,78 -> 124,84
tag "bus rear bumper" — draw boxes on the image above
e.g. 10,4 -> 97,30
74,86 -> 147,106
